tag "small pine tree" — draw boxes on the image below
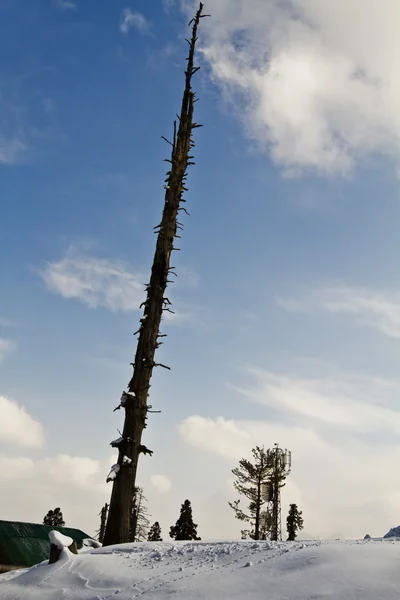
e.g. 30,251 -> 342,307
170,500 -> 201,541
229,446 -> 271,540
148,521 -> 163,542
129,487 -> 150,542
43,507 -> 65,527
286,504 -> 304,541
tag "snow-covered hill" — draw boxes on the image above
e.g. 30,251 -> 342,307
1,538 -> 400,599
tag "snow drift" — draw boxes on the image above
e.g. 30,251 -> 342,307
1,539 -> 400,599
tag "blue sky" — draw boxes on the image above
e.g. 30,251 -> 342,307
1,0 -> 400,541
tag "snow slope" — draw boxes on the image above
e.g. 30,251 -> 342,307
1,539 -> 400,600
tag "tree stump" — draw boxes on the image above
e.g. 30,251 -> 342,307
49,543 -> 62,564
68,540 -> 78,554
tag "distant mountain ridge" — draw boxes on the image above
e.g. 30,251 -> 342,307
383,526 -> 400,538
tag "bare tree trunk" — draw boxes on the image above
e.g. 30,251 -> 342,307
103,3 -> 207,547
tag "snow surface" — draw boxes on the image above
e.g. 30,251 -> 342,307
1,539 -> 400,599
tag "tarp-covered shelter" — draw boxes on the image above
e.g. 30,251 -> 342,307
0,520 -> 90,567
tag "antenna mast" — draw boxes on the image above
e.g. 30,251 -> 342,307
261,444 -> 291,541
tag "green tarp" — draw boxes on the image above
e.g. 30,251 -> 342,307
0,520 -> 91,567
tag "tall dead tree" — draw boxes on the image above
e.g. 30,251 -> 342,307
103,3 -> 208,547
97,503 -> 109,544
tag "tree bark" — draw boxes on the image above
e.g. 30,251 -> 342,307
103,3 -> 206,547
49,544 -> 62,564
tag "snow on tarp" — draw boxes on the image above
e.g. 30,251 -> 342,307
48,530 -> 73,549
2,539 -> 400,599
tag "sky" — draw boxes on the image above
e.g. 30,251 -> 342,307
1,0 -> 400,542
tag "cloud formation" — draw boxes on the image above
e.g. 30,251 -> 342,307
0,338 -> 14,362
178,367 -> 400,538
0,396 -> 45,448
191,0 -> 400,175
234,369 -> 400,435
120,9 -> 149,34
150,474 -> 172,494
56,0 -> 76,9
0,452 -> 109,535
40,246 -> 200,325
40,248 -> 145,313
0,135 -> 27,165
276,284 -> 400,339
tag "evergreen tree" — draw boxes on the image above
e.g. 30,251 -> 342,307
43,507 -> 65,527
259,509 -> 272,540
286,504 -> 304,541
129,487 -> 150,542
229,446 -> 271,540
170,500 -> 201,541
148,521 -> 163,542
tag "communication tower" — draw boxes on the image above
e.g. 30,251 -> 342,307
261,443 -> 291,541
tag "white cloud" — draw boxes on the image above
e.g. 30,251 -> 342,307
0,338 -> 14,362
39,248 -> 145,313
40,246 -> 200,324
150,474 -> 172,494
178,414 -> 400,538
162,0 -> 176,14
0,135 -> 27,165
0,396 -> 44,448
190,0 -> 400,175
56,0 -> 76,9
176,267 -> 200,289
120,9 -> 149,34
276,284 -> 400,339
234,369 -> 400,435
179,416 -> 252,459
0,453 -> 109,536
178,366 -> 400,538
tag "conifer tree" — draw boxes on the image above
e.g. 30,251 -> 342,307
43,507 -> 65,527
129,487 -> 150,542
148,521 -> 163,541
170,500 -> 201,541
229,446 -> 270,540
286,504 -> 304,541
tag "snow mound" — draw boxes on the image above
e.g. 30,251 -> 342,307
1,539 -> 400,599
81,538 -> 102,550
48,530 -> 73,549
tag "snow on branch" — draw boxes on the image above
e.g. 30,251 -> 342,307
110,436 -> 124,448
113,391 -> 137,412
106,464 -> 120,483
